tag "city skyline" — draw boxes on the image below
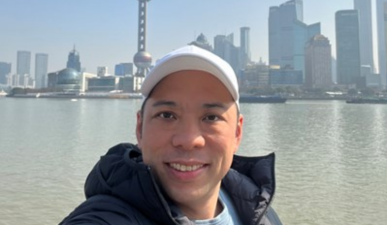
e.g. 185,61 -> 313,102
0,0 -> 378,75
354,0 -> 375,72
377,0 -> 387,87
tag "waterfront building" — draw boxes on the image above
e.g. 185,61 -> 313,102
0,62 -> 11,84
354,0 -> 375,73
17,51 -> 31,77
335,10 -> 361,86
377,0 -> 387,88
7,74 -> 34,88
331,57 -> 337,84
7,74 -> 20,87
47,68 -> 96,92
239,63 -> 269,92
88,76 -> 119,92
360,65 -> 380,87
365,71 -> 382,87
115,63 -> 133,76
269,0 -> 321,79
240,27 -> 251,70
213,33 -> 240,74
56,68 -> 81,91
47,71 -> 59,90
305,35 -> 332,89
35,53 -> 48,89
97,67 -> 108,77
269,66 -> 303,86
118,76 -> 135,92
188,33 -> 213,52
66,47 -> 81,72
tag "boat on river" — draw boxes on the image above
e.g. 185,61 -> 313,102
0,90 -> 7,97
346,97 -> 387,104
239,95 -> 287,103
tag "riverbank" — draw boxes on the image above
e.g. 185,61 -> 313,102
6,93 -> 351,101
6,92 -> 143,99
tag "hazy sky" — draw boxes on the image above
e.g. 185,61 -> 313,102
0,0 -> 375,75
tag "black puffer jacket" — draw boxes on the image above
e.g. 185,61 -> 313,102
59,143 -> 282,225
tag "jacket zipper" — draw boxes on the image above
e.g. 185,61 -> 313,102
255,154 -> 276,225
147,166 -> 181,225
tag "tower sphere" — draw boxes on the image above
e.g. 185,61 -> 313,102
134,51 -> 152,69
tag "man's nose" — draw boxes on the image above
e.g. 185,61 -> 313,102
171,120 -> 205,150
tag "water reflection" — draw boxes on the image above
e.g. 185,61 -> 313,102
240,100 -> 387,224
0,98 -> 386,225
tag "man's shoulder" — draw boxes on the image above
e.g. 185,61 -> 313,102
59,195 -> 155,225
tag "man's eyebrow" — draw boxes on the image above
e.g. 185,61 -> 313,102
152,101 -> 229,109
203,102 -> 228,110
152,100 -> 177,107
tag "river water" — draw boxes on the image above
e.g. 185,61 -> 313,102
0,98 -> 386,225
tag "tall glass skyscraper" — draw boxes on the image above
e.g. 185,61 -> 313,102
16,51 -> 31,76
354,0 -> 374,72
377,0 -> 387,88
0,62 -> 11,84
35,53 -> 48,89
240,27 -> 251,69
335,10 -> 361,85
214,34 -> 233,59
213,34 -> 240,73
66,47 -> 81,72
269,0 -> 320,78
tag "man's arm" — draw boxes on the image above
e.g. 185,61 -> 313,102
59,195 -> 145,225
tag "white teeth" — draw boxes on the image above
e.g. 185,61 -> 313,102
169,163 -> 203,172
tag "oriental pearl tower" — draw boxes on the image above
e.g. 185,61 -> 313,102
133,0 -> 152,92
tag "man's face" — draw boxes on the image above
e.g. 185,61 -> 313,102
136,70 -> 243,215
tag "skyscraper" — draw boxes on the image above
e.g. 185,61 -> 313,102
240,27 -> 251,69
35,53 -> 48,88
305,35 -> 332,88
213,34 -> 240,73
214,34 -> 233,59
115,63 -> 133,76
17,51 -> 31,76
0,62 -> 11,84
269,0 -> 320,78
354,0 -> 374,72
335,10 -> 361,86
67,47 -> 81,72
377,0 -> 387,88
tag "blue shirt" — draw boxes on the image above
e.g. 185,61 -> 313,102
190,188 -> 243,225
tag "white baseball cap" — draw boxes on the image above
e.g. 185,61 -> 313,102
141,45 -> 240,109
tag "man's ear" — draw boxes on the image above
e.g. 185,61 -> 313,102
135,110 -> 143,146
234,114 -> 244,154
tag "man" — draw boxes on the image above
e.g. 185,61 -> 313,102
60,45 -> 282,225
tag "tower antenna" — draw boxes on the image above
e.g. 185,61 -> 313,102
133,0 -> 152,92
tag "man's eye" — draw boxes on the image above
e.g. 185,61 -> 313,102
204,115 -> 219,121
158,112 -> 175,119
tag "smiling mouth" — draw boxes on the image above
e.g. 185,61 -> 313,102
168,163 -> 204,172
